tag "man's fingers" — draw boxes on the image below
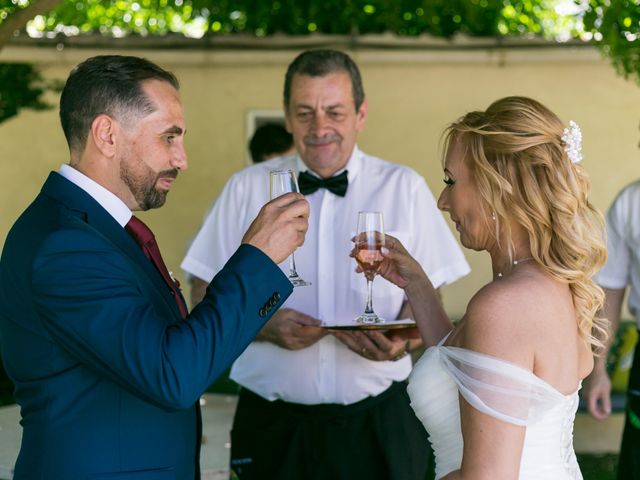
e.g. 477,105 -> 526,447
279,309 -> 322,327
269,191 -> 305,208
586,391 -> 611,420
599,394 -> 612,418
288,198 -> 311,219
387,327 -> 421,341
364,331 -> 395,353
293,313 -> 323,327
351,331 -> 386,353
263,194 -> 309,222
292,216 -> 309,232
244,193 -> 310,264
588,401 -> 608,421
332,331 -> 359,350
333,331 -> 375,351
586,394 -> 599,418
273,195 -> 309,219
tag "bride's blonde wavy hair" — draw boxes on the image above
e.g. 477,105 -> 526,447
443,96 -> 608,352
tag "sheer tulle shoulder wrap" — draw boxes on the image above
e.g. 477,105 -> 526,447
439,346 -> 574,426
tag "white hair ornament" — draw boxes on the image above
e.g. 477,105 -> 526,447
561,120 -> 582,164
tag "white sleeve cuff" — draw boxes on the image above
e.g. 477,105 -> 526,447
180,257 -> 216,284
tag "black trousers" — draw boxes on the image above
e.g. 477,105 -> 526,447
229,381 -> 431,480
619,333 -> 640,479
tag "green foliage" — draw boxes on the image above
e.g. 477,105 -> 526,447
0,63 -> 60,124
348,0 -> 504,37
0,0 -> 580,125
584,0 -> 640,84
0,0 -> 24,21
2,1 -> 640,121
8,0 -> 573,39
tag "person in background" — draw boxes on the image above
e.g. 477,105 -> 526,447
583,179 -> 640,479
249,122 -> 295,163
0,54 -> 308,480
181,49 -> 469,480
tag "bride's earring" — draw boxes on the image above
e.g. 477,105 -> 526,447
491,211 -> 496,221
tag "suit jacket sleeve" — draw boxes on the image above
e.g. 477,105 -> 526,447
31,227 -> 292,411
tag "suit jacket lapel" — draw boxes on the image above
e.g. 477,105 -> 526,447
40,172 -> 184,321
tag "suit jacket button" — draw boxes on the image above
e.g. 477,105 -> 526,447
274,292 -> 281,301
259,307 -> 266,317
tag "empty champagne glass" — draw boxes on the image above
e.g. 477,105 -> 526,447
269,169 -> 310,287
354,211 -> 385,324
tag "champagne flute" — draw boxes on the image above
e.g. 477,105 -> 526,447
269,169 -> 310,287
354,211 -> 385,324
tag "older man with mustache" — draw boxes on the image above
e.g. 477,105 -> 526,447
182,49 -> 470,480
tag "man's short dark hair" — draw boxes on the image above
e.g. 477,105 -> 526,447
283,49 -> 365,112
59,55 -> 179,154
249,123 -> 293,163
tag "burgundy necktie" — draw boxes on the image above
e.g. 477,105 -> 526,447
125,216 -> 187,318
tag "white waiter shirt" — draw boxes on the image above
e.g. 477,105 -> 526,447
182,147 -> 470,405
595,180 -> 640,325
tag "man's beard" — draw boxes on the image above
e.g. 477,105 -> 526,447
120,157 -> 177,211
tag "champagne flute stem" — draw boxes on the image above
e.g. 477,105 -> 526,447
364,278 -> 375,314
288,252 -> 298,278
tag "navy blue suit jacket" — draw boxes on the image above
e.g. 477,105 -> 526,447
0,172 -> 292,479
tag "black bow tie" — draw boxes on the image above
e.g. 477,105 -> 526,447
298,170 -> 348,197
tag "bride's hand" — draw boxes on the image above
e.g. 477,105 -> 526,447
378,235 -> 428,289
351,234 -> 426,290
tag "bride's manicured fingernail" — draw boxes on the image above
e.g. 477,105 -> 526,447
381,247 -> 389,255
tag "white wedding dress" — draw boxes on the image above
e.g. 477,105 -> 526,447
407,333 -> 582,480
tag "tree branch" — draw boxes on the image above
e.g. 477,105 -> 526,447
0,0 -> 63,51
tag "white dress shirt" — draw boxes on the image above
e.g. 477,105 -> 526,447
58,164 -> 132,226
181,147 -> 470,405
595,180 -> 640,325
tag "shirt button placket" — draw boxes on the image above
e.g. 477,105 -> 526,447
317,190 -> 337,402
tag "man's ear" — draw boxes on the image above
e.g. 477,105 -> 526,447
90,114 -> 117,158
355,98 -> 368,133
284,104 -> 293,134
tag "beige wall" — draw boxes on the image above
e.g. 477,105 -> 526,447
1,45 -> 639,318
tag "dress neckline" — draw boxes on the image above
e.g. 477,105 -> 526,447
430,330 -> 581,398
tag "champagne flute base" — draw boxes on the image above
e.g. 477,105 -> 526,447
354,313 -> 385,324
289,275 -> 311,287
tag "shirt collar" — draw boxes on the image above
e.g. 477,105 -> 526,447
295,145 -> 362,184
58,164 -> 132,227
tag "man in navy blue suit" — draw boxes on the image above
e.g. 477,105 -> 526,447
0,55 -> 308,479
